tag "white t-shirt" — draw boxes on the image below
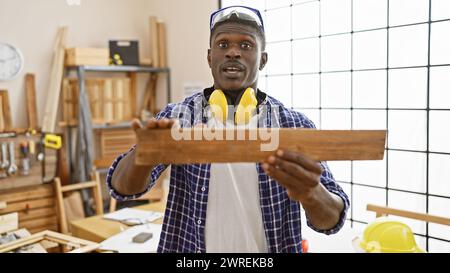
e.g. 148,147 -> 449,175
204,115 -> 268,253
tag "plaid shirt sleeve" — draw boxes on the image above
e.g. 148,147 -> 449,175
105,104 -> 175,201
289,109 -> 350,235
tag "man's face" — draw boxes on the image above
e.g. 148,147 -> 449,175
208,22 -> 267,94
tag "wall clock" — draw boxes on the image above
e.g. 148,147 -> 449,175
0,42 -> 24,81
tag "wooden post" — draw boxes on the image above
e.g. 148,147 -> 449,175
54,177 -> 69,234
157,22 -> 167,68
25,74 -> 39,130
149,16 -> 159,68
128,72 -> 137,118
135,129 -> 387,165
0,90 -> 12,131
42,26 -> 68,133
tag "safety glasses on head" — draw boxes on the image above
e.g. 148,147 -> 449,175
210,5 -> 265,33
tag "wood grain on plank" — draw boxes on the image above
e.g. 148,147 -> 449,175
25,73 -> 39,130
135,128 -> 386,165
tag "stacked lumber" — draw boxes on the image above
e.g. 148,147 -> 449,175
62,77 -> 133,125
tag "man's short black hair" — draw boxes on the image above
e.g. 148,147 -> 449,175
209,16 -> 266,51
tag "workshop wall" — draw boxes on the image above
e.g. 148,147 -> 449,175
0,0 -> 216,128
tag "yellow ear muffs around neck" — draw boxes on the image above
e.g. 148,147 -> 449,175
208,88 -> 229,123
235,87 -> 257,125
208,87 -> 257,125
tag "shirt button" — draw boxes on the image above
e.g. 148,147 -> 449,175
197,220 -> 202,225
201,187 -> 206,192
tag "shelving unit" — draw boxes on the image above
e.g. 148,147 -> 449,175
63,65 -> 171,179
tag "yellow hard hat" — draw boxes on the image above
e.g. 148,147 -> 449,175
359,217 -> 425,253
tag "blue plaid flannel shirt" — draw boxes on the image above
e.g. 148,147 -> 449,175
106,91 -> 350,253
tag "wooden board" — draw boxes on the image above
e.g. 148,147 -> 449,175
128,72 -> 137,117
149,16 -> 159,68
0,90 -> 12,131
0,162 -> 43,191
3,228 -> 47,253
0,212 -> 18,234
135,129 -> 387,165
157,22 -> 167,68
367,204 -> 450,226
0,95 -> 4,131
25,73 -> 38,130
42,26 -> 68,133
62,77 -> 132,125
0,230 -> 100,253
65,48 -> 109,66
0,183 -> 58,234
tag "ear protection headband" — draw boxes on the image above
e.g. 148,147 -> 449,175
208,87 -> 258,125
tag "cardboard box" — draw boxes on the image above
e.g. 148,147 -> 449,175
65,48 -> 110,66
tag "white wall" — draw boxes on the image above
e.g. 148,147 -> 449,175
0,0 -> 217,128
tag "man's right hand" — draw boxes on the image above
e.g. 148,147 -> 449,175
111,118 -> 178,196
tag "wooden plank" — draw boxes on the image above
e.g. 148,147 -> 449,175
157,22 -> 167,68
9,228 -> 47,253
92,171 -> 103,216
0,197 -> 55,214
103,79 -> 114,122
93,158 -> 117,168
25,73 -> 39,130
113,79 -> 124,121
0,212 -> 18,234
60,181 -> 97,193
20,215 -> 58,231
135,129 -> 387,165
0,201 -> 6,209
65,48 -> 109,66
0,95 -> 4,131
0,164 -> 44,191
42,26 -> 68,133
149,16 -> 159,68
0,183 -> 53,203
367,204 -> 450,226
142,73 -> 158,115
18,207 -> 56,222
54,177 -> 67,233
128,72 -> 137,118
0,90 -> 12,131
0,231 -> 45,253
0,230 -> 99,253
28,223 -> 58,234
62,79 -> 70,123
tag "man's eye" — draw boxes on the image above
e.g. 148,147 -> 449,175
241,43 -> 252,50
218,42 -> 228,48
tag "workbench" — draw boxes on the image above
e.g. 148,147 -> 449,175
70,201 -> 165,243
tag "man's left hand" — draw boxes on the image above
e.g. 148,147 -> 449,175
262,150 -> 323,203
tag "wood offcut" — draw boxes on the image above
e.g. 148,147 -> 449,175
135,129 -> 387,165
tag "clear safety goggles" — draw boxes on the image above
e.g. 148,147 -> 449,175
210,6 -> 265,32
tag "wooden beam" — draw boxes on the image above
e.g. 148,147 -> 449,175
0,230 -> 99,253
25,73 -> 39,130
42,26 -> 68,133
0,212 -> 18,234
149,16 -> 159,68
135,129 -> 387,165
0,95 -> 4,131
0,90 -> 13,131
367,204 -> 450,226
60,181 -> 98,193
128,72 -> 137,117
157,22 -> 167,68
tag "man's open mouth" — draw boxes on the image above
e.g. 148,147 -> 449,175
221,63 -> 245,77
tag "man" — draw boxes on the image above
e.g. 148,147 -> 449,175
107,6 -> 349,253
